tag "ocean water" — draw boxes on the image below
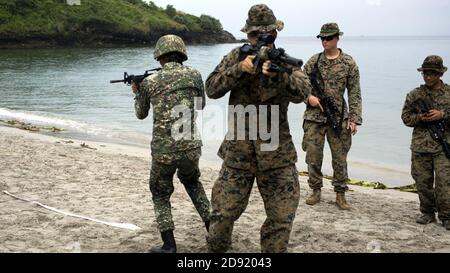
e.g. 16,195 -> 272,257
1,36 -> 450,186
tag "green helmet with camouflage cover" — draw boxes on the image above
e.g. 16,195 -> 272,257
241,4 -> 284,34
153,34 -> 188,61
417,55 -> 447,74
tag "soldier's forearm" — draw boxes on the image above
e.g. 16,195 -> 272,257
444,108 -> 450,124
285,71 -> 312,104
205,76 -> 231,99
205,63 -> 243,99
347,84 -> 362,123
348,105 -> 362,124
402,112 -> 420,127
134,93 -> 150,120
349,114 -> 362,125
134,106 -> 149,120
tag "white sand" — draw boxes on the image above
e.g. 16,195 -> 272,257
0,126 -> 449,253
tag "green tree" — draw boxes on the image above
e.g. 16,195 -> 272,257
199,14 -> 222,32
147,1 -> 157,9
126,0 -> 147,6
173,15 -> 187,26
6,0 -> 38,15
15,0 -> 38,9
165,4 -> 176,18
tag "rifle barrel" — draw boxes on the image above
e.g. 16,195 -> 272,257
110,80 -> 124,83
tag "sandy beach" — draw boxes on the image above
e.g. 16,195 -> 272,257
0,125 -> 449,253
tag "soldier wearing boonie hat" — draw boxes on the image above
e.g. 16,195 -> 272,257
240,4 -> 284,34
316,22 -> 344,38
205,4 -> 313,253
402,55 -> 450,231
417,55 -> 448,74
302,23 -> 362,210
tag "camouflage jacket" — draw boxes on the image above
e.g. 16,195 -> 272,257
303,50 -> 362,125
205,46 -> 312,171
135,62 -> 205,161
401,82 -> 450,153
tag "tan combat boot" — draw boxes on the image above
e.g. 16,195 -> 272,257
306,189 -> 321,205
336,192 -> 351,210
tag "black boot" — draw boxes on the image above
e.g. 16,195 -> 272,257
416,213 -> 436,225
149,230 -> 176,253
443,220 -> 450,230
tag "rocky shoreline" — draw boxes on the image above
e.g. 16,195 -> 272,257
0,30 -> 239,49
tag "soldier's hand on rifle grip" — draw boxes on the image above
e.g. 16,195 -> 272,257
422,109 -> 444,122
308,95 -> 324,112
131,81 -> 140,94
240,55 -> 256,74
262,61 -> 278,78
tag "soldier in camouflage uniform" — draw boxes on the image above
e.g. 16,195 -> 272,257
302,23 -> 362,210
132,34 -> 211,253
205,4 -> 313,253
401,55 -> 450,230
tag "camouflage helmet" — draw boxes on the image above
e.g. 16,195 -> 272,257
417,55 -> 447,73
241,4 -> 284,34
317,23 -> 344,38
153,34 -> 188,61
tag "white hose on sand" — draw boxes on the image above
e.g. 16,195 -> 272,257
3,191 -> 141,231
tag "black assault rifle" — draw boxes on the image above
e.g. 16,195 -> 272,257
413,98 -> 450,159
309,53 -> 342,134
239,33 -> 303,86
110,68 -> 161,85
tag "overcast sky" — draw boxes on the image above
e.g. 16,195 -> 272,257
148,0 -> 450,38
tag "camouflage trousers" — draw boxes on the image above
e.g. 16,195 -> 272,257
149,149 -> 211,232
411,151 -> 450,221
207,163 -> 300,253
302,120 -> 352,193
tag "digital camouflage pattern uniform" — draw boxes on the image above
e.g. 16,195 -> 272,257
135,35 -> 210,233
205,4 -> 312,253
302,23 -> 362,193
401,55 -> 450,223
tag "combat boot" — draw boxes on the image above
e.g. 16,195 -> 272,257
306,189 -> 321,205
443,220 -> 450,230
336,192 -> 351,210
149,230 -> 176,253
415,214 -> 436,225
